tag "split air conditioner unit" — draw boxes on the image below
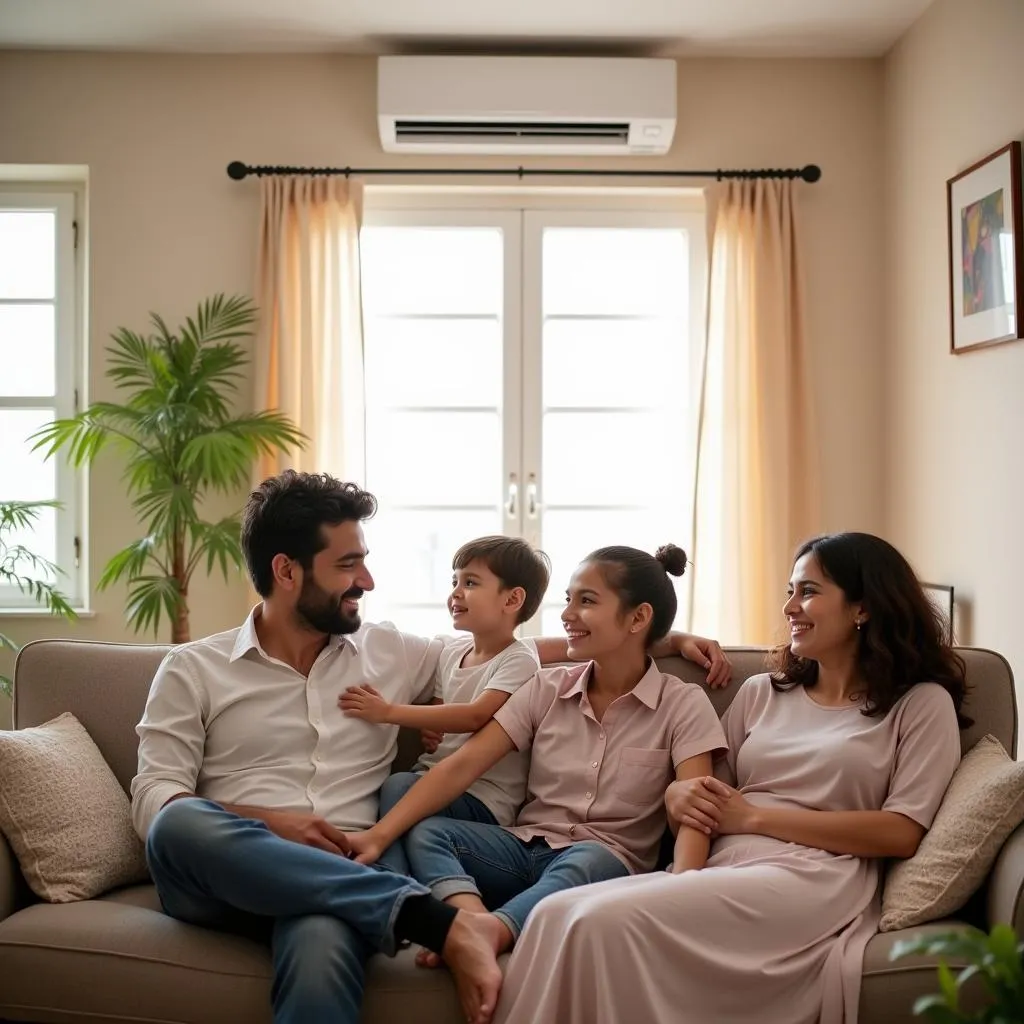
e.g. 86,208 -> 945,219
377,56 -> 677,156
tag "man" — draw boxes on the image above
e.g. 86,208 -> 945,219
133,470 -> 728,1024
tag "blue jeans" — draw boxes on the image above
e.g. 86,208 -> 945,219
405,818 -> 629,939
145,798 -> 430,1024
376,771 -> 498,876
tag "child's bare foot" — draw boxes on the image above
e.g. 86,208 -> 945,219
441,911 -> 503,1024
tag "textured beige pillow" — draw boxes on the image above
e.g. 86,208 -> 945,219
0,712 -> 148,902
880,734 -> 1024,931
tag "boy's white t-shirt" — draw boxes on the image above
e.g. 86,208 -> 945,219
414,636 -> 539,826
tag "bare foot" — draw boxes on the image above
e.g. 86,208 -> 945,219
442,911 -> 503,1024
417,913 -> 512,968
416,946 -> 443,968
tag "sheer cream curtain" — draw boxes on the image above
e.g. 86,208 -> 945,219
254,176 -> 365,483
688,179 -> 821,645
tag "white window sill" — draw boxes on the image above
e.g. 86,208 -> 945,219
0,608 -> 94,619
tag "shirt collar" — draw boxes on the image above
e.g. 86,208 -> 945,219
558,658 -> 664,709
229,605 -> 355,663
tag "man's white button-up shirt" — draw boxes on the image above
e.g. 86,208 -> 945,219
131,609 -> 443,839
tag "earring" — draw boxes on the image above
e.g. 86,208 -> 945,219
856,620 -> 863,631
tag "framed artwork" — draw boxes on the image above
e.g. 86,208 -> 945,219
922,583 -> 955,645
947,140 -> 1024,354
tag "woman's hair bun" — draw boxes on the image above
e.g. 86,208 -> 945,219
655,544 -> 688,577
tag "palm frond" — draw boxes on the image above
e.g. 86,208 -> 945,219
106,329 -> 160,391
0,500 -> 59,532
185,516 -> 244,583
30,404 -> 161,465
180,294 -> 258,348
97,536 -> 165,589
149,312 -> 176,346
125,575 -> 184,637
0,544 -> 61,582
180,414 -> 307,492
1,573 -> 76,618
132,483 -> 196,540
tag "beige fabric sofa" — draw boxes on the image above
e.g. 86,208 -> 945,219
0,640 -> 1020,1024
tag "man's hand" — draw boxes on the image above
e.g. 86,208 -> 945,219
665,776 -> 727,835
339,684 -> 393,723
346,828 -> 386,866
676,634 -> 732,688
258,808 -> 353,855
421,729 -> 444,754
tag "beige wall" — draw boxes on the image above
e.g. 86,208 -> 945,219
884,0 -> 1024,699
0,52 -> 886,717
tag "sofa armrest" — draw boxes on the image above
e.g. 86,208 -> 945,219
987,820 -> 1024,933
0,831 -> 27,922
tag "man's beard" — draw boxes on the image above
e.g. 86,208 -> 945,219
296,577 -> 363,636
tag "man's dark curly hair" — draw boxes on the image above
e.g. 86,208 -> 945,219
242,470 -> 377,597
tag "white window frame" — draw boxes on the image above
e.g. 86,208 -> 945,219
0,187 -> 87,610
360,188 -> 706,633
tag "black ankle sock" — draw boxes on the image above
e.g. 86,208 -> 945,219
394,894 -> 458,953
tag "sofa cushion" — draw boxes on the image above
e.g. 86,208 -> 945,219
0,885 -> 469,1024
0,712 -> 148,902
880,734 -> 1024,931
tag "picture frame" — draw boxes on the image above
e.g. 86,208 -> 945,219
947,140 -> 1024,354
922,583 -> 955,645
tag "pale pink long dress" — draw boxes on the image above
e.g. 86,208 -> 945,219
494,674 -> 962,1024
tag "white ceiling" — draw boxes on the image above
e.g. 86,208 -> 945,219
0,0 -> 935,57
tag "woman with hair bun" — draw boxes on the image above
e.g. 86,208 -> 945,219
348,544 -> 727,985
493,532 -> 968,1024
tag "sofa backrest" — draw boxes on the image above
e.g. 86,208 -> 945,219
13,639 -> 1018,795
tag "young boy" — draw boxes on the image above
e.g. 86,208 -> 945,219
339,535 -> 550,829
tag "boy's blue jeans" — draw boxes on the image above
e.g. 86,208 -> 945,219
376,771 -> 498,876
405,817 -> 629,938
145,798 -> 430,1024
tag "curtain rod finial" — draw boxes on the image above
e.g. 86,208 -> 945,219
801,164 -> 822,183
227,161 -> 249,181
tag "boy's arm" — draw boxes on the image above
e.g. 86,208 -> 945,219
340,685 -> 511,733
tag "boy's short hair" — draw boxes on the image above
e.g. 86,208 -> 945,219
453,535 -> 551,624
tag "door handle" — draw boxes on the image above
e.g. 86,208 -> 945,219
526,473 -> 538,519
506,474 -> 518,518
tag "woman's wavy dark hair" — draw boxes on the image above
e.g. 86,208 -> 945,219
769,532 -> 971,727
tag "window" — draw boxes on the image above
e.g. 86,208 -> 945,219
0,190 -> 84,608
360,197 -> 705,637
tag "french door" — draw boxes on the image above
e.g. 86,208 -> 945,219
360,199 -> 705,637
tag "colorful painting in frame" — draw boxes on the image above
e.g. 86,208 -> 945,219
947,141 -> 1024,353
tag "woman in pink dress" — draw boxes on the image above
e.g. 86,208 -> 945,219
494,532 -> 969,1024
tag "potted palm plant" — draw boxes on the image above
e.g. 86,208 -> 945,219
890,924 -> 1024,1022
0,500 -> 77,696
32,294 -> 305,643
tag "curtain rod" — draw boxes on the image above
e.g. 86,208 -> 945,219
226,161 -> 822,183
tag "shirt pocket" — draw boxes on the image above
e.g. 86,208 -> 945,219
616,747 -> 671,806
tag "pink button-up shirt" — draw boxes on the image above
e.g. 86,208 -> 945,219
493,659 -> 726,873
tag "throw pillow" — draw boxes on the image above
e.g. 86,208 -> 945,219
880,733 -> 1024,931
0,712 -> 148,902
